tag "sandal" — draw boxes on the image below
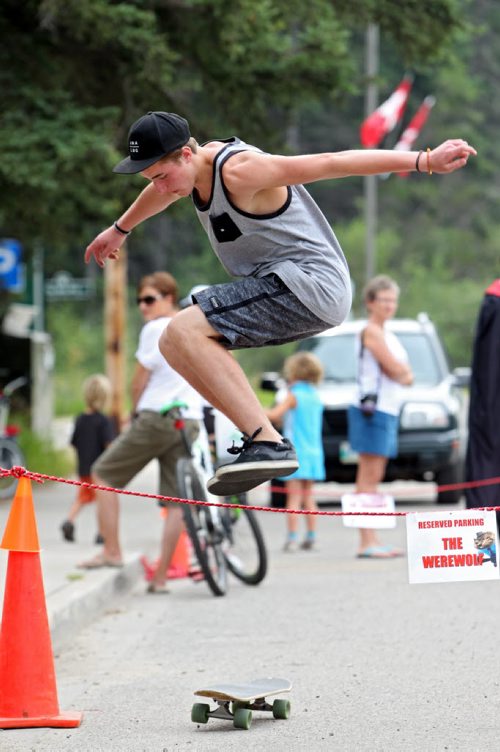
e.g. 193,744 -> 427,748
357,545 -> 404,559
78,553 -> 124,569
147,582 -> 170,594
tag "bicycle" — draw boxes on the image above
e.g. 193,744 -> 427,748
166,403 -> 268,597
0,376 -> 28,500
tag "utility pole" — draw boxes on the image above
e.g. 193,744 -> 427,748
32,243 -> 45,332
364,23 -> 379,283
105,248 -> 127,432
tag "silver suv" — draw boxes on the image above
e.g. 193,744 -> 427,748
263,314 -> 470,504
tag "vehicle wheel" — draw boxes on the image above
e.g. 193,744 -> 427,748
436,462 -> 463,504
221,499 -> 268,585
272,699 -> 291,719
233,708 -> 252,729
177,458 -> 227,596
0,438 -> 25,500
191,703 -> 210,724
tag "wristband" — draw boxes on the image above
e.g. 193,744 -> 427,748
426,147 -> 433,175
415,150 -> 424,173
113,221 -> 130,236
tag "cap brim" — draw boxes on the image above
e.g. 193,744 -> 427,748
112,154 -> 165,174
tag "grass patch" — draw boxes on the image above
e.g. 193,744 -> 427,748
18,426 -> 74,478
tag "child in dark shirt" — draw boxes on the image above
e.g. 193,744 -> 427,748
60,374 -> 115,542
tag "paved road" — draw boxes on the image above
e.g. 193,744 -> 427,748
1,468 -> 498,752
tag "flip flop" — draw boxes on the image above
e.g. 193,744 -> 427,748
146,582 -> 170,594
78,553 -> 124,569
357,546 -> 403,559
385,546 -> 405,558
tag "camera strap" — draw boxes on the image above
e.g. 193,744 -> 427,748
358,328 -> 382,401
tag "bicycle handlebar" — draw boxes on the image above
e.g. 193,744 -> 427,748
2,376 -> 29,398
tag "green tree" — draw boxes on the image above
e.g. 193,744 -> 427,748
0,0 -> 464,256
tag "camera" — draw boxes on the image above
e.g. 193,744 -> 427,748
360,393 -> 378,417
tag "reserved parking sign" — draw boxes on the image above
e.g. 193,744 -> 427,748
406,510 -> 499,584
341,493 -> 396,529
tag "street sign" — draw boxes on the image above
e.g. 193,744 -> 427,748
45,271 -> 96,300
0,238 -> 23,292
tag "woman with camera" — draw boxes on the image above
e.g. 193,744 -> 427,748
347,275 -> 413,559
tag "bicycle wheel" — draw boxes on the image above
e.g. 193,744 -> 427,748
176,458 -> 227,597
221,497 -> 268,585
0,438 -> 25,500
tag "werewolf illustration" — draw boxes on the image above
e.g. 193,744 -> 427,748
474,531 -> 497,566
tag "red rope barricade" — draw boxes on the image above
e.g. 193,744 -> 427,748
1,465 -> 500,517
268,474 -> 500,497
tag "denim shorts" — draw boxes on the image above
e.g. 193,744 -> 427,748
192,274 -> 330,349
347,405 -> 399,458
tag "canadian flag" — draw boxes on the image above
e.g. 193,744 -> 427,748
360,75 -> 413,148
394,95 -> 436,152
394,96 -> 436,177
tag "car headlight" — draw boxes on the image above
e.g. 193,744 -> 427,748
400,402 -> 451,429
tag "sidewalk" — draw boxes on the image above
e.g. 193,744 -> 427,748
0,460 -> 164,649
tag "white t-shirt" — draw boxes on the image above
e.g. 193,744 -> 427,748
354,328 -> 409,416
135,316 -> 203,420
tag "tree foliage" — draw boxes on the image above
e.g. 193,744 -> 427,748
1,0 -> 463,252
1,0 -> 496,373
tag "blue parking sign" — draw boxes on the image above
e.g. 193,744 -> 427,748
0,239 -> 23,292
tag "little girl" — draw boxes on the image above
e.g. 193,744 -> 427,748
61,374 -> 115,542
266,352 -> 325,551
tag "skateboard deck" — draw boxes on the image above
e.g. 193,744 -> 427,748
192,677 -> 292,729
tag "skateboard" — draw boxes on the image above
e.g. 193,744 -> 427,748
191,677 -> 292,730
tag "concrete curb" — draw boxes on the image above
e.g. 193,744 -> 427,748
47,553 -> 143,649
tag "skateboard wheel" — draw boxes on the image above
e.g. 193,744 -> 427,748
191,702 -> 210,724
272,699 -> 291,719
233,708 -> 252,730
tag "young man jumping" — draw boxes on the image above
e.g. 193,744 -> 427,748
85,111 -> 476,495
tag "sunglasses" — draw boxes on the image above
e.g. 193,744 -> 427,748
136,294 -> 164,306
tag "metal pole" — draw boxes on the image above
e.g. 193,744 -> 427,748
32,243 -> 45,332
364,23 -> 379,283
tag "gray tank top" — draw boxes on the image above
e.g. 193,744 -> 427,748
191,138 -> 352,326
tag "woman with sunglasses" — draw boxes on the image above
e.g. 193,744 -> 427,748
80,271 -> 204,592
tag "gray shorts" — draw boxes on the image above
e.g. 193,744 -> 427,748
192,274 -> 329,349
92,410 -> 199,506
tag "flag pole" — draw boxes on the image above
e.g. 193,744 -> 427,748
364,23 -> 379,283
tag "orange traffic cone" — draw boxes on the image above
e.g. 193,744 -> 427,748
0,477 -> 83,728
159,508 -> 190,578
168,529 -> 190,578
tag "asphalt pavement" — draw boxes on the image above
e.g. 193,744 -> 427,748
3,467 -> 500,751
8,420 -> 499,750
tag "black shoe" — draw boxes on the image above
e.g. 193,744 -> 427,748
207,475 -> 266,496
207,429 -> 298,496
61,520 -> 75,542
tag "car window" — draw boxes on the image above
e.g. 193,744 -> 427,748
299,335 -> 357,382
300,331 -> 443,386
396,333 -> 442,386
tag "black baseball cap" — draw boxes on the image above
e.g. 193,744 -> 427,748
113,112 -> 191,174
